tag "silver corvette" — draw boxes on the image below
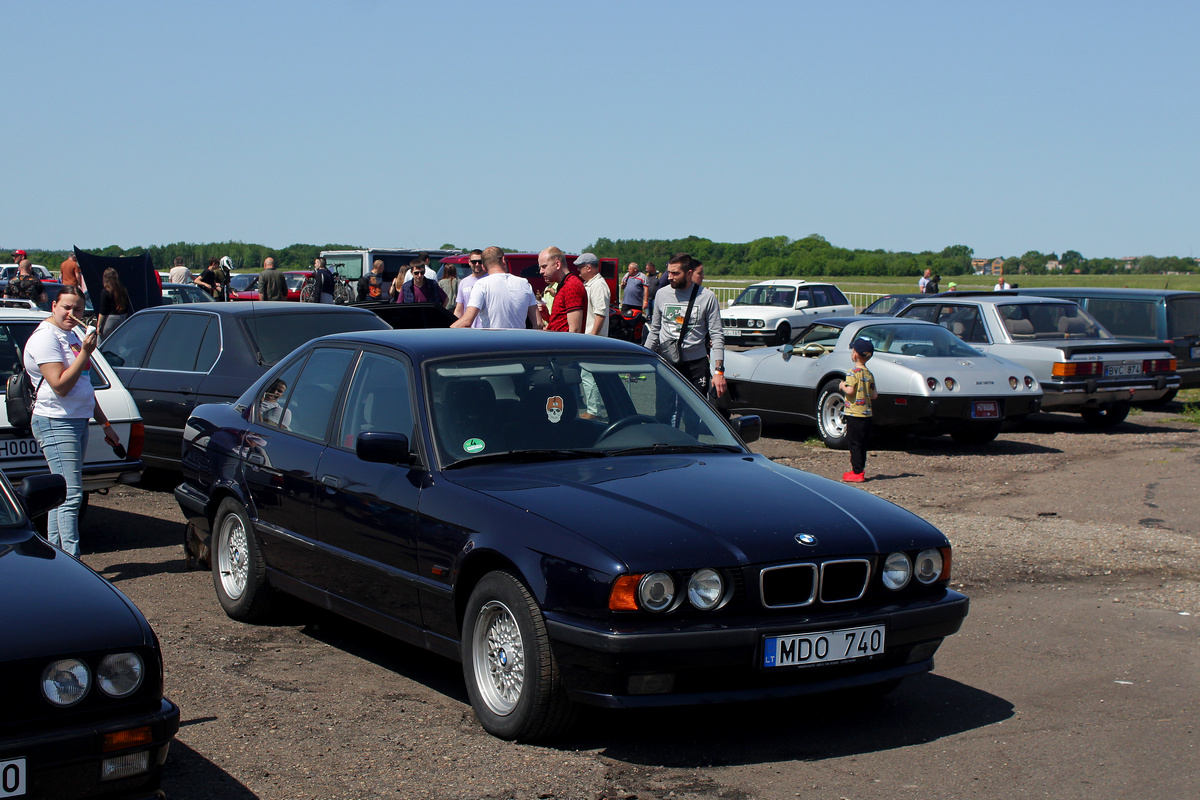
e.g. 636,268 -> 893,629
719,317 -> 1043,448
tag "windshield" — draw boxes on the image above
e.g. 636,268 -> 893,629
997,303 -> 1111,340
426,353 -> 744,467
285,273 -> 308,290
242,311 -> 391,366
858,323 -> 982,358
733,285 -> 796,308
230,274 -> 258,291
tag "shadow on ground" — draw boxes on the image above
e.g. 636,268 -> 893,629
162,737 -> 259,799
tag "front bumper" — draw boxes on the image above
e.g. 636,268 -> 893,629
0,698 -> 179,800
544,590 -> 969,708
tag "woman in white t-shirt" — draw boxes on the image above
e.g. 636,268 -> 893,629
23,285 -> 121,557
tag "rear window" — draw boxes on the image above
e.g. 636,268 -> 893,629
1084,299 -> 1157,339
1167,296 -> 1200,339
242,311 -> 390,366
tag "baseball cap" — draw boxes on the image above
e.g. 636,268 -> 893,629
13,250 -> 26,257
574,253 -> 599,268
948,281 -> 958,288
851,337 -> 874,356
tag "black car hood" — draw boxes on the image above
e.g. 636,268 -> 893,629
0,534 -> 150,661
447,454 -> 944,570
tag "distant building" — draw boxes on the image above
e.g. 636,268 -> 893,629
1046,260 -> 1062,271
971,257 -> 1006,276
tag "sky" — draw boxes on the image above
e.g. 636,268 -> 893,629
4,1 -> 1198,260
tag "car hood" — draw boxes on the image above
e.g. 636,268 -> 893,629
447,454 -> 944,570
0,534 -> 151,660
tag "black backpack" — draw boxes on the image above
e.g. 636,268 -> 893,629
5,369 -> 43,433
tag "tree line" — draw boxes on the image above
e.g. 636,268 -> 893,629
584,235 -> 1199,277
10,236 -> 1197,277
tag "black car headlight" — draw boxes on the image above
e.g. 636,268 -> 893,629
914,549 -> 944,584
98,652 -> 145,698
687,569 -> 725,610
42,658 -> 91,706
881,552 -> 912,590
638,572 -> 676,612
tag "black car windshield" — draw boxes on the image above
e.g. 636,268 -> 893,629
857,323 -> 982,358
242,312 -> 391,366
427,353 -> 743,467
732,285 -> 795,308
997,303 -> 1111,340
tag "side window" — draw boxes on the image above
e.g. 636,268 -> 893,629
195,318 -> 221,372
256,357 -> 305,430
1087,299 -> 1155,338
827,285 -> 849,305
337,352 -> 414,449
901,305 -> 938,323
144,313 -> 214,371
0,322 -> 38,384
795,289 -> 814,308
811,287 -> 831,307
278,348 -> 355,441
99,313 -> 164,368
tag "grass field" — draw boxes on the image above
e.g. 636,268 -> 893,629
705,273 -> 1200,295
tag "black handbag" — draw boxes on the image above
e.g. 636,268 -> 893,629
5,370 -> 43,433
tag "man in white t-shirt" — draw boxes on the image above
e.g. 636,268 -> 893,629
451,246 -> 539,329
994,273 -> 1010,291
577,254 -> 610,337
168,256 -> 192,284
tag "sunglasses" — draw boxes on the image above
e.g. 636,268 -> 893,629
469,260 -> 483,266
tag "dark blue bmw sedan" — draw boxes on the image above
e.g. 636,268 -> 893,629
0,473 -> 179,798
175,329 -> 968,741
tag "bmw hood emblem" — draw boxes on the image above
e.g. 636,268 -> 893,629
795,533 -> 818,546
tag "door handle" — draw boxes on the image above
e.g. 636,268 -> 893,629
178,386 -> 194,393
320,474 -> 341,489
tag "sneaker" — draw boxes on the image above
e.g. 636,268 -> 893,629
842,471 -> 866,483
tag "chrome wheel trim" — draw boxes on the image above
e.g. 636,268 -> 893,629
217,513 -> 249,600
472,599 -> 525,716
821,391 -> 847,440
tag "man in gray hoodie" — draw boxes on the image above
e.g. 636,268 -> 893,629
644,252 -> 726,402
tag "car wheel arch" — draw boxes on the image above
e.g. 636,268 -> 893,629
205,484 -> 257,536
454,549 -> 533,632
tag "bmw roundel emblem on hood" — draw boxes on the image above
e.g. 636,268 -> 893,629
795,533 -> 818,546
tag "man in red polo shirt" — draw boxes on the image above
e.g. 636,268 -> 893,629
537,246 -> 585,332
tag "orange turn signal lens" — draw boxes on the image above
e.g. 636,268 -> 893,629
609,575 -> 642,611
939,547 -> 953,582
102,726 -> 153,752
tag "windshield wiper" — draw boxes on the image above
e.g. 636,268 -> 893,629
444,448 -> 610,468
602,443 -> 742,457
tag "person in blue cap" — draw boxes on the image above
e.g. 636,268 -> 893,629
838,337 -> 878,482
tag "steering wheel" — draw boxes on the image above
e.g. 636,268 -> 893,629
802,343 -> 827,357
597,414 -> 660,442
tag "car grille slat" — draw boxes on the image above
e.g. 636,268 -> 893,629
759,559 -> 872,608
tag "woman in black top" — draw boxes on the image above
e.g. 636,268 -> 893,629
97,268 -> 132,341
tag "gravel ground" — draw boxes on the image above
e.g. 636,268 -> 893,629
77,402 -> 1199,799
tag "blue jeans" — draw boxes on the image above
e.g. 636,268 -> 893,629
31,415 -> 89,557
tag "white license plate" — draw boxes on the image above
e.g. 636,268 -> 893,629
0,438 -> 40,460
1104,363 -> 1142,377
0,758 -> 26,798
763,624 -> 885,668
972,400 -> 999,419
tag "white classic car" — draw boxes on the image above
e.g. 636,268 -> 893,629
721,280 -> 855,346
718,316 -> 1043,447
0,308 -> 143,492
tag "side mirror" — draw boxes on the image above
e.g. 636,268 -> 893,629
731,414 -> 762,444
357,431 -> 417,466
17,473 -> 67,519
795,300 -> 810,309
781,344 -> 794,355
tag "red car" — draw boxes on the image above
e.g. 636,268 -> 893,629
229,271 -> 312,301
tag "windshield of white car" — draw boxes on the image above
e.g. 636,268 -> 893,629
857,323 -> 983,358
427,353 -> 743,467
997,303 -> 1112,340
733,285 -> 796,308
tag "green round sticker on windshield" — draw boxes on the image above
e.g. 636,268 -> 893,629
463,438 -> 485,453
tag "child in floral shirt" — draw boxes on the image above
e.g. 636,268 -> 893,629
838,338 -> 879,482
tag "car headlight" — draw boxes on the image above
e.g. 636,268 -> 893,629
914,549 -> 944,584
638,572 -> 676,612
753,320 -> 764,328
687,569 -> 725,610
881,552 -> 912,590
42,658 -> 91,706
98,652 -> 145,698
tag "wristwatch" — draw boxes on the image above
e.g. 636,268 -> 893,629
714,366 -> 725,374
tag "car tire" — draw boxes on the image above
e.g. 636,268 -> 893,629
816,379 -> 849,450
1080,401 -> 1130,428
951,422 -> 1002,445
462,571 -> 575,741
774,322 -> 791,346
212,497 -> 277,621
